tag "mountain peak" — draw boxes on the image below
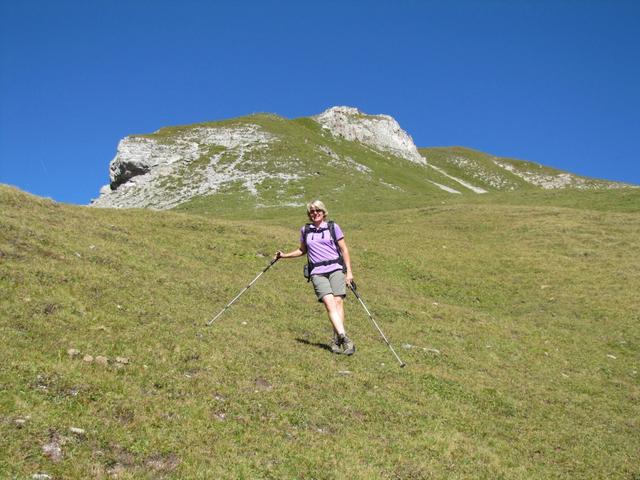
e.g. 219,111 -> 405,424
313,106 -> 425,164
89,108 -> 633,211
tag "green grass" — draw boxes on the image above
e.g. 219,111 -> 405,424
1,184 -> 639,478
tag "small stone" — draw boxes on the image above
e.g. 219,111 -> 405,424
69,427 -> 86,437
32,474 -> 52,480
115,357 -> 129,365
67,348 -> 80,358
241,321 -> 248,326
95,356 -> 109,366
213,412 -> 226,421
89,245 -> 96,250
337,370 -> 352,375
14,418 -> 27,428
42,441 -> 63,462
82,355 -> 94,363
402,344 -> 414,350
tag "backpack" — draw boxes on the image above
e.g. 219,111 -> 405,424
302,220 -> 346,281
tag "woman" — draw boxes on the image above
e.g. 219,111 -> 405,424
275,200 -> 355,355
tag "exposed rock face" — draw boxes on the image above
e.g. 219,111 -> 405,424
107,125 -> 274,189
313,106 -> 425,164
92,124 -> 299,210
109,137 -> 175,190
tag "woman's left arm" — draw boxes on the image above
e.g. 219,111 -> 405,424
337,238 -> 353,285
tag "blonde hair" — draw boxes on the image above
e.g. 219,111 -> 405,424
306,200 -> 328,220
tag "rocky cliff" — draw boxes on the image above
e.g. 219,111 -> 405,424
313,106 -> 424,164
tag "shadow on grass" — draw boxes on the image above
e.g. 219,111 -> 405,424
295,338 -> 332,352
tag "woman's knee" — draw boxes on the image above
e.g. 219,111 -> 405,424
322,294 -> 337,310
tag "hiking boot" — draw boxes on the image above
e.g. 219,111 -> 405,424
330,335 -> 343,354
340,334 -> 356,356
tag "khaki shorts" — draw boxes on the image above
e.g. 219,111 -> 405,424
311,270 -> 347,302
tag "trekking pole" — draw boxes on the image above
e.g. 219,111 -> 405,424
206,257 -> 279,326
348,282 -> 406,368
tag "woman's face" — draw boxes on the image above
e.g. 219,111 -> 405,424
308,207 -> 324,221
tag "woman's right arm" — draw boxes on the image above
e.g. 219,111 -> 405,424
275,242 -> 306,259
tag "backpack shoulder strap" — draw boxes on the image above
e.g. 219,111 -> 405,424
328,221 -> 342,256
303,223 -> 312,244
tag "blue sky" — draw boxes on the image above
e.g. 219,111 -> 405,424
1,0 -> 639,204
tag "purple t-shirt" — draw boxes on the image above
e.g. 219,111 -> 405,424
300,222 -> 344,275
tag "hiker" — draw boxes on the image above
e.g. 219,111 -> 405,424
275,200 -> 356,355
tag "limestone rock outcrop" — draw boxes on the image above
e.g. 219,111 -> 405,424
91,125 -> 292,209
313,106 -> 425,164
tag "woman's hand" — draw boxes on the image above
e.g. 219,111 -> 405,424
345,270 -> 354,285
274,247 -> 304,260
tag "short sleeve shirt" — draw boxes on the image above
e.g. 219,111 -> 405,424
300,222 -> 344,275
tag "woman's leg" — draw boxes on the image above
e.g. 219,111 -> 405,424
322,294 -> 346,336
335,295 -> 345,326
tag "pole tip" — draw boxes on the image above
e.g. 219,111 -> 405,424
400,363 -> 406,368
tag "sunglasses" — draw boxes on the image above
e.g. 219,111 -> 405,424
308,209 -> 324,214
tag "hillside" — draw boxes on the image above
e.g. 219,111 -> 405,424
2,183 -> 639,478
90,107 -> 634,216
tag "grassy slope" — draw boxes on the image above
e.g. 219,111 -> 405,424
1,184 -> 640,479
